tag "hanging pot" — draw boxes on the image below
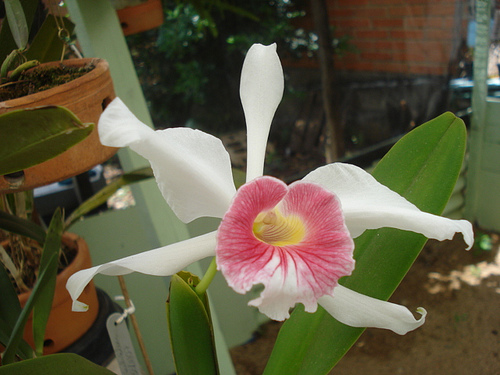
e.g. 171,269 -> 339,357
116,0 -> 164,36
0,58 -> 117,194
17,233 -> 100,355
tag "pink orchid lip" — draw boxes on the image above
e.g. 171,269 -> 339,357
216,176 -> 355,320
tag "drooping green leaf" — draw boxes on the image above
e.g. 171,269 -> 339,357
2,251 -> 58,364
0,353 -> 116,374
0,315 -> 34,360
0,0 -> 42,65
0,262 -> 22,333
0,262 -> 34,360
264,113 -> 468,374
0,210 -> 46,244
33,208 -> 63,357
4,0 -> 28,50
65,167 -> 154,229
166,271 -> 219,375
0,106 -> 94,176
25,16 -> 75,63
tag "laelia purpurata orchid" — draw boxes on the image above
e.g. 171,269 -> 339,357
66,43 -> 473,335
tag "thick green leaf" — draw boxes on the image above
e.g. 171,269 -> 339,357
65,167 -> 154,229
2,251 -> 58,364
0,262 -> 34,360
33,208 -> 63,356
25,16 -> 75,63
0,258 -> 22,328
4,0 -> 28,50
0,210 -> 46,243
166,271 -> 219,375
0,106 -> 94,176
0,0 -> 38,64
0,315 -> 34,360
264,113 -> 468,374
0,353 -> 115,374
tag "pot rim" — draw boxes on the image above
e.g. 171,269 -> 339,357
0,58 -> 109,109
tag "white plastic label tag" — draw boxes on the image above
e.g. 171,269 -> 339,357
106,312 -> 143,375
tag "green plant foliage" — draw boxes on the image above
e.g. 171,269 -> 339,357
0,106 -> 94,176
166,271 -> 219,375
33,208 -> 63,357
263,113 -> 468,374
0,263 -> 34,361
0,210 -> 46,244
3,0 -> 29,51
127,0 -> 340,133
0,353 -> 116,374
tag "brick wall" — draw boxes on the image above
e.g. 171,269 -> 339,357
288,0 -> 468,76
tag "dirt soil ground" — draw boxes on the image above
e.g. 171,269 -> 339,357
230,231 -> 500,375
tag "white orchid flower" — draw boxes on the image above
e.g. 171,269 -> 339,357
66,44 -> 473,335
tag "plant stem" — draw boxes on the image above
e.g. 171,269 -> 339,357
195,257 -> 217,296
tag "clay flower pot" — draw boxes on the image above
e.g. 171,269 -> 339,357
18,233 -> 99,355
0,58 -> 117,194
116,0 -> 164,36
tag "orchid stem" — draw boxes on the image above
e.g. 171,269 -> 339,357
195,257 -> 217,296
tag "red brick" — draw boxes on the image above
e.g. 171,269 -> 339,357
372,18 -> 405,28
354,29 -> 390,39
335,18 -> 372,29
391,30 -> 425,40
360,51 -> 394,61
405,16 -> 455,30
388,5 -> 427,17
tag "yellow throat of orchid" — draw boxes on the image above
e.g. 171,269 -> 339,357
253,209 -> 305,246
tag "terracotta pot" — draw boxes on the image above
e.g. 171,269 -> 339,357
0,58 -> 117,194
18,233 -> 100,355
117,0 -> 164,36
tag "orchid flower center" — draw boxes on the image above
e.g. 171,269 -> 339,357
253,209 -> 305,246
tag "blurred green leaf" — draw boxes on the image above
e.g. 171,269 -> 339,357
4,0 -> 28,50
0,263 -> 34,360
0,210 -> 46,244
65,167 -> 154,229
25,16 -> 75,63
166,271 -> 219,375
2,252 -> 57,364
0,106 -> 94,176
0,353 -> 116,374
33,208 -> 63,357
264,112 -> 468,374
0,0 -> 37,64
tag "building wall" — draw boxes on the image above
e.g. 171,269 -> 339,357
290,0 -> 469,76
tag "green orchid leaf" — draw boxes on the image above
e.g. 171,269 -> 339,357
4,0 -> 28,51
2,248 -> 59,364
25,16 -> 75,63
166,271 -> 219,375
0,210 -> 46,244
0,315 -> 34,360
0,106 -> 94,176
264,112 -> 467,374
0,263 -> 34,360
65,167 -> 154,229
33,208 -> 63,357
0,353 -> 116,374
0,0 -> 37,64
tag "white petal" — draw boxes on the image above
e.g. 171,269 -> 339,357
304,163 -> 473,249
318,285 -> 427,335
240,43 -> 284,181
66,231 -> 217,311
99,98 -> 236,222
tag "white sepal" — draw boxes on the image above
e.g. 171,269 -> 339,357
304,163 -> 473,248
319,285 -> 427,335
240,43 -> 284,181
66,231 -> 217,311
